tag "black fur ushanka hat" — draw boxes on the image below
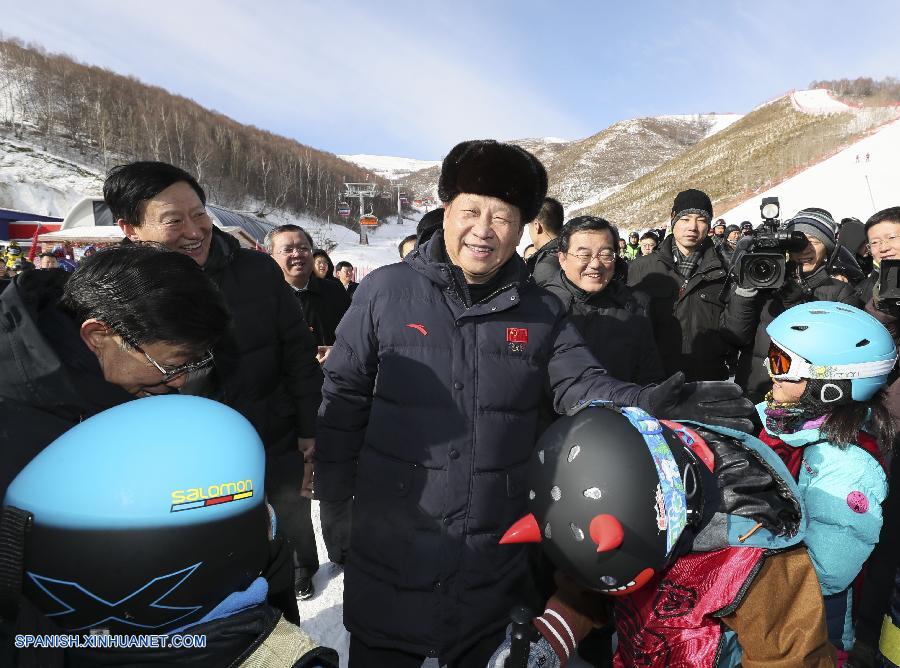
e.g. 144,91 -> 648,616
438,140 -> 548,223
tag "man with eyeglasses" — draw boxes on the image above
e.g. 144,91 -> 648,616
266,224 -> 353,576
543,216 -> 664,385
859,207 -> 900,304
106,161 -> 324,602
0,243 -> 228,499
266,224 -> 351,353
316,141 -> 754,666
853,205 -> 900,667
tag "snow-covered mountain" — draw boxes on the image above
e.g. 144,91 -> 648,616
541,113 -> 742,212
400,113 -> 742,213
581,90 -> 900,231
5,83 -> 899,280
337,154 -> 439,180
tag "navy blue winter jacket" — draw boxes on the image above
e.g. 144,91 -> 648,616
316,232 -> 642,660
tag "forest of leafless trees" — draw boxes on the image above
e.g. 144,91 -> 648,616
0,37 -> 396,223
810,77 -> 900,103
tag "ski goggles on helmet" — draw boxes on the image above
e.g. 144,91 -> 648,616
766,340 -> 897,382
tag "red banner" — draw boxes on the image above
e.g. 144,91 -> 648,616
27,223 -> 42,262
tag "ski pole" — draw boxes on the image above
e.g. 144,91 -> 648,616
505,605 -> 534,668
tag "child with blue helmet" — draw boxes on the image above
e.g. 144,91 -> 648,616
759,301 -> 895,661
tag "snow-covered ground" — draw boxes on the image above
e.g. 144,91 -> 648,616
297,500 -> 350,664
720,116 -> 900,224
338,154 -> 440,180
790,88 -> 852,115
0,136 -> 103,217
320,213 -> 423,278
298,500 -> 593,667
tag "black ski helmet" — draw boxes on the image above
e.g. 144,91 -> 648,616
500,405 -> 704,596
3,395 -> 270,633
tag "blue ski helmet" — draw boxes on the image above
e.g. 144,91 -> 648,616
3,395 -> 269,633
766,301 -> 896,401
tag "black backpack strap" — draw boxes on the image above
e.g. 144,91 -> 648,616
0,506 -> 31,622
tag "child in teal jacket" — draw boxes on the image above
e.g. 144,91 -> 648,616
757,301 -> 895,662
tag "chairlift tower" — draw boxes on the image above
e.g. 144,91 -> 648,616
344,183 -> 377,245
387,183 -> 407,224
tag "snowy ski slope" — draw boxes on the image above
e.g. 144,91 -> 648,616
720,116 -> 900,224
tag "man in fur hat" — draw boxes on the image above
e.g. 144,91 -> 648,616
315,143 -> 753,666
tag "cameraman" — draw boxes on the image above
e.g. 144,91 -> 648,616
851,206 -> 900,667
721,208 -> 860,402
628,189 -> 734,382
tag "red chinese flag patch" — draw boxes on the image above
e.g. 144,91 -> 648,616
507,327 -> 528,344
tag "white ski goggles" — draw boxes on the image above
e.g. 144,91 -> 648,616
766,340 -> 897,382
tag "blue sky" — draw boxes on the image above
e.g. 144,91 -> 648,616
2,0 -> 899,160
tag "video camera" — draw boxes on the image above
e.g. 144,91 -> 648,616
729,197 -> 808,290
878,259 -> 900,306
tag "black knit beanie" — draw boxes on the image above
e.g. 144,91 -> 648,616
671,189 -> 713,225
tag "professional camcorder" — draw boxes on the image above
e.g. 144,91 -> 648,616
729,197 -> 808,290
878,259 -> 900,306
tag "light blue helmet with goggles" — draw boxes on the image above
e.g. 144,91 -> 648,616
766,301 -> 897,401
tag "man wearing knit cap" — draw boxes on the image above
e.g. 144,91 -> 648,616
316,147 -> 754,666
785,207 -> 837,263
721,206 -> 860,401
712,218 -> 727,246
721,224 -> 742,262
628,188 -> 736,381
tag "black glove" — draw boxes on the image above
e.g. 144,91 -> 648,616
699,427 -> 801,536
637,372 -> 756,434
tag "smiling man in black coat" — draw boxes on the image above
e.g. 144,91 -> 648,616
315,141 -> 755,667
106,162 -> 324,600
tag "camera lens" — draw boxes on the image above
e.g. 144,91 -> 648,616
746,257 -> 781,288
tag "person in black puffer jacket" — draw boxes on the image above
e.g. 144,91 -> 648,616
105,162 -> 324,596
316,141 -> 755,667
627,189 -> 735,382
721,208 -> 861,403
543,216 -> 664,385
0,246 -> 321,666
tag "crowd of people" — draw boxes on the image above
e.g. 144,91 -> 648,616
0,140 -> 898,668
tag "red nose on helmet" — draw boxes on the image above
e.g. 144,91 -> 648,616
589,514 -> 624,553
499,513 -> 542,544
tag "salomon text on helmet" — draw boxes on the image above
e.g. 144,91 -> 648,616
766,301 -> 897,401
3,395 -> 269,633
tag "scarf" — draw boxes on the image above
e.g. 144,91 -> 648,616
762,391 -> 824,435
672,244 -> 701,279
